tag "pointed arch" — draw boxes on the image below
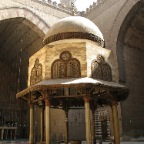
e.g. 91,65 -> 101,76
0,7 -> 50,36
30,59 -> 43,86
52,60 -> 66,78
91,54 -> 112,81
52,51 -> 81,78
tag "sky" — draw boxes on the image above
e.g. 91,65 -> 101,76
52,0 -> 97,11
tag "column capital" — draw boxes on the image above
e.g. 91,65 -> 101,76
45,99 -> 50,107
84,96 -> 90,103
110,100 -> 118,107
42,89 -> 49,99
29,103 -> 34,108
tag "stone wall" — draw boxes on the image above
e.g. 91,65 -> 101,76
85,0 -> 144,137
0,0 -> 143,139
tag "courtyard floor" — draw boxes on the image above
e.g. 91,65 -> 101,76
0,141 -> 144,144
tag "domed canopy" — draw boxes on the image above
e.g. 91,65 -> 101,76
43,16 -> 104,47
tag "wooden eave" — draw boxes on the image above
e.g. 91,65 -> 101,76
16,77 -> 129,103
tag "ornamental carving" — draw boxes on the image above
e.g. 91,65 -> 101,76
43,32 -> 105,47
30,59 -> 42,86
91,54 -> 112,81
52,51 -> 81,78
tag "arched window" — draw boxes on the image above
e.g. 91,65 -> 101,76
91,54 -> 112,81
52,60 -> 66,78
91,60 -> 102,80
67,59 -> 81,78
52,51 -> 81,78
101,63 -> 112,81
30,59 -> 42,86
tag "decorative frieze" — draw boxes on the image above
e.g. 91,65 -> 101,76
43,32 -> 105,47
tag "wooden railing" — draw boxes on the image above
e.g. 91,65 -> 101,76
0,126 -> 17,140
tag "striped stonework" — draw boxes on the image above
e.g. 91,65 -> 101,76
0,7 -> 49,35
95,106 -> 110,141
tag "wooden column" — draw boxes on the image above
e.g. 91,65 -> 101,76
111,102 -> 120,144
40,106 -> 44,144
64,108 -> 69,144
64,88 -> 69,144
29,104 -> 34,144
45,99 -> 50,144
84,96 -> 91,144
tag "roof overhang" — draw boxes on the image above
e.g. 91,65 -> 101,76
16,77 -> 129,103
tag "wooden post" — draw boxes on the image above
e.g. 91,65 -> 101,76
64,88 -> 69,144
64,108 -> 69,144
29,104 -> 34,144
45,99 -> 50,144
40,106 -> 44,144
111,102 -> 120,144
84,96 -> 91,144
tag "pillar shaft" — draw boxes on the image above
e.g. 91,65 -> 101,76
64,87 -> 69,96
45,99 -> 50,144
64,88 -> 69,144
29,104 -> 34,144
111,103 -> 120,144
84,97 -> 91,144
40,107 -> 44,143
65,109 -> 69,144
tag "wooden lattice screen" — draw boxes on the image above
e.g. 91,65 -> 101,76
52,51 -> 81,78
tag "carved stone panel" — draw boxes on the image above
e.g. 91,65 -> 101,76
91,54 -> 112,81
43,32 -> 105,47
52,51 -> 81,78
30,59 -> 42,86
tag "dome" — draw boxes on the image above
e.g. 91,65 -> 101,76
43,16 -> 104,47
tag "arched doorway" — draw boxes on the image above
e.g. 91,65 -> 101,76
0,8 -> 49,139
117,1 -> 144,138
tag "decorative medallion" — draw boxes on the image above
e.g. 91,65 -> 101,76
60,51 -> 71,61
